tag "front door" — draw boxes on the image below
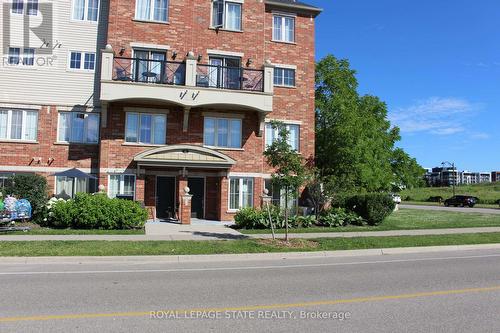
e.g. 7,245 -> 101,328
188,178 -> 205,219
156,177 -> 176,219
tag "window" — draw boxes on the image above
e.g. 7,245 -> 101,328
135,0 -> 169,22
27,0 -> 38,15
265,123 -> 300,151
108,175 -> 136,199
273,14 -> 295,43
8,48 -> 20,65
73,0 -> 99,22
11,0 -> 23,14
229,178 -> 253,210
58,112 -> 100,144
0,172 -> 32,188
125,113 -> 166,145
206,56 -> 242,89
264,179 -> 298,210
212,0 -> 242,31
7,47 -> 35,66
133,49 -> 166,82
0,109 -> 38,141
204,117 -> 242,148
274,67 -> 295,87
69,52 -> 95,70
56,176 -> 97,199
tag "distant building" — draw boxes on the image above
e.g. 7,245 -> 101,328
425,167 -> 493,187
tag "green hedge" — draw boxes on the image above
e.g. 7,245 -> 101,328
345,193 -> 395,225
46,193 -> 147,230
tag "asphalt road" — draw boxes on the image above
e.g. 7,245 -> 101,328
400,204 -> 500,214
1,249 -> 500,332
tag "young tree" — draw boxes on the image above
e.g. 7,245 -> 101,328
264,121 -> 308,242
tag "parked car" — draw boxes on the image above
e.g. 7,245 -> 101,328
444,195 -> 477,208
391,194 -> 402,204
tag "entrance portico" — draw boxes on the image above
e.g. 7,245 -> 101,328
134,145 -> 236,224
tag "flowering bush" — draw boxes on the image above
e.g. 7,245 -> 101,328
4,196 -> 17,212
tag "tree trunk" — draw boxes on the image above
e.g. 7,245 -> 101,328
267,202 -> 275,240
284,186 -> 289,242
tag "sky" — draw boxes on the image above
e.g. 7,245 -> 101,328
307,0 -> 500,172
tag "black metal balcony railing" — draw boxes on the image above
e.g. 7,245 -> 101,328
112,57 -> 186,85
196,64 -> 264,92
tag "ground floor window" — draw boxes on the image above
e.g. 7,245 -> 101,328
55,176 -> 97,199
229,177 -> 253,210
108,174 -> 136,199
264,179 -> 298,210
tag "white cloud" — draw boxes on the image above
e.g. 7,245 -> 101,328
389,97 -> 479,136
470,132 -> 490,140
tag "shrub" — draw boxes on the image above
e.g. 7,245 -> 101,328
44,193 -> 147,230
318,208 -> 363,227
4,174 -> 48,223
346,193 -> 395,226
234,207 -> 268,229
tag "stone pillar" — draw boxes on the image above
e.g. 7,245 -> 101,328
101,44 -> 114,81
178,177 -> 192,225
263,59 -> 275,94
261,189 -> 272,208
185,51 -> 198,87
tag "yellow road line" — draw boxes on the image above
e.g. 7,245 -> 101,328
1,285 -> 500,323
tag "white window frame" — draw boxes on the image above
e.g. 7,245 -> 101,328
7,47 -> 36,67
273,14 -> 295,43
228,177 -> 254,211
71,0 -> 100,22
68,51 -> 96,71
107,174 -> 136,199
11,0 -> 24,14
125,112 -> 167,145
203,116 -> 242,149
211,0 -> 243,31
135,0 -> 169,23
0,109 -> 38,142
11,0 -> 38,16
57,112 -> 100,144
273,67 -> 296,87
265,122 -> 300,152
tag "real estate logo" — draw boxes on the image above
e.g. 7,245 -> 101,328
2,2 -> 56,66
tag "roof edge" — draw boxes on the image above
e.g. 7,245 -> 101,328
265,0 -> 323,17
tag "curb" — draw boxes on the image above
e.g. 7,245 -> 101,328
1,243 -> 499,265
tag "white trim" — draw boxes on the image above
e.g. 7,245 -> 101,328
0,103 -> 40,111
228,172 -> 271,179
272,63 -> 297,70
130,42 -> 171,51
202,112 -> 245,119
57,106 -> 100,112
271,10 -> 297,17
265,118 -> 302,125
0,166 -> 94,173
207,49 -> 244,58
124,107 -> 170,114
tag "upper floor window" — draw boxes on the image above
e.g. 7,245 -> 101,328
274,67 -> 295,87
58,112 -> 100,144
125,112 -> 167,145
11,0 -> 38,15
11,0 -> 23,14
265,123 -> 300,151
7,47 -> 35,66
72,0 -> 99,22
204,117 -> 242,149
212,0 -> 242,31
273,14 -> 295,43
69,51 -> 96,71
0,109 -> 38,141
135,0 -> 169,23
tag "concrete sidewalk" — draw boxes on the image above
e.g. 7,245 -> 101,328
1,226 -> 500,241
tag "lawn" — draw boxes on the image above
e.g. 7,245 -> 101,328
239,208 -> 500,234
400,183 -> 500,204
2,227 -> 144,235
0,233 -> 499,256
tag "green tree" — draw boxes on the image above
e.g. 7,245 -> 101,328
391,148 -> 426,190
264,121 -> 308,241
315,54 -> 423,193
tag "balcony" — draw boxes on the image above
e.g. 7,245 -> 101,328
100,47 -> 274,115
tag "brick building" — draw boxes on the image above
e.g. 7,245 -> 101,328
0,0 -> 321,224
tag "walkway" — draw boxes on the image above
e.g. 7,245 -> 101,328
1,227 -> 500,242
400,204 -> 500,214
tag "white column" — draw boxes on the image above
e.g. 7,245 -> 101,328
185,51 -> 198,87
101,44 -> 114,81
263,60 -> 275,94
